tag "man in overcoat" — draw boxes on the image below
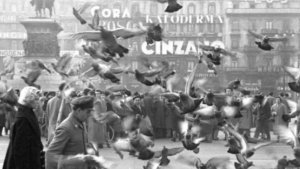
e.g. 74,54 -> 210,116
45,96 -> 94,169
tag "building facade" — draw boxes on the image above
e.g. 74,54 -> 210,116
224,0 -> 300,96
1,0 -> 300,94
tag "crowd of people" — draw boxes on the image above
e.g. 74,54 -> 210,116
0,80 -> 299,169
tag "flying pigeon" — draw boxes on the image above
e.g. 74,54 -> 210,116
51,53 -> 73,77
82,45 -> 119,65
155,0 -> 183,13
72,7 -> 87,25
248,30 -> 288,51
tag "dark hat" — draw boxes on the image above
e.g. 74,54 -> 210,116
71,96 -> 94,110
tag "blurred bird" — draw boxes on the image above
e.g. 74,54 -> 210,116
248,30 -> 288,51
73,7 -> 87,25
82,45 -> 119,65
59,154 -> 114,169
91,63 -> 120,83
274,125 -> 299,149
227,79 -> 241,90
21,70 -> 41,89
143,159 -> 161,169
200,45 -> 237,59
155,0 -> 183,13
176,155 -> 205,169
159,146 -> 185,166
225,124 -> 275,158
0,56 -> 15,77
283,66 -> 300,93
234,154 -> 254,169
51,53 -> 73,77
135,70 -> 160,86
28,60 -> 51,73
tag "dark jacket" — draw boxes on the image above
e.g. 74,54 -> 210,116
3,104 -> 43,169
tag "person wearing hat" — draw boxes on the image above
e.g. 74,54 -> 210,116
3,86 -> 44,169
45,96 -> 94,169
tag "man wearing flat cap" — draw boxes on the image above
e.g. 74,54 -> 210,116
45,96 -> 94,169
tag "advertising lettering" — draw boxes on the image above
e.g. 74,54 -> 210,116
141,40 -> 225,55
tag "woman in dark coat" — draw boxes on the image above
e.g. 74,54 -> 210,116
3,86 -> 44,169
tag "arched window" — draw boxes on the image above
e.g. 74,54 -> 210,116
150,3 -> 158,15
131,3 -> 140,16
187,3 -> 195,32
187,3 -> 195,15
11,4 -> 17,12
208,2 -> 216,14
113,2 -> 122,11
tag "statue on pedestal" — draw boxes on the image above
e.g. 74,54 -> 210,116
30,0 -> 55,18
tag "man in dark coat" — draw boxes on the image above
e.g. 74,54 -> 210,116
3,86 -> 44,169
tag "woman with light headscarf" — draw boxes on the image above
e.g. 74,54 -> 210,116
3,86 -> 44,169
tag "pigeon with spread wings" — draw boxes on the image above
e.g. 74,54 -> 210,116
248,30 -> 288,51
82,63 -> 121,84
224,123 -> 275,158
51,53 -> 73,78
82,45 -> 119,65
155,0 -> 183,13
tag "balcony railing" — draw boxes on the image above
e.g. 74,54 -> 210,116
226,8 -> 300,15
219,66 -> 284,73
261,29 -> 279,34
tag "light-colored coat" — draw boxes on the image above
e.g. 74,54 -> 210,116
46,113 -> 88,169
87,98 -> 107,145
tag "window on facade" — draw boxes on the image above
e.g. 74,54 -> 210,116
188,3 -> 195,15
199,2 -> 203,14
11,41 -> 17,50
132,61 -> 138,70
266,2 -> 273,8
208,24 -> 215,33
265,20 -> 273,29
150,3 -> 158,15
208,3 -> 216,14
231,20 -> 239,32
11,4 -> 17,12
233,3 -> 239,9
249,2 -> 255,8
187,62 -> 194,72
131,3 -> 140,16
249,19 -> 256,31
169,24 -> 177,32
231,61 -> 238,67
11,24 -> 17,31
231,37 -> 239,49
282,19 -> 290,32
283,2 -> 289,8
113,2 -> 122,11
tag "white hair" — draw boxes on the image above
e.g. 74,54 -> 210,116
18,86 -> 40,106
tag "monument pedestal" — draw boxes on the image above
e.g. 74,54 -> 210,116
7,18 -> 64,91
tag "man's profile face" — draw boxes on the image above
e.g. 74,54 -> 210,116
76,108 -> 94,122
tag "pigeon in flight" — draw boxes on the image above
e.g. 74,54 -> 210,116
248,30 -> 288,51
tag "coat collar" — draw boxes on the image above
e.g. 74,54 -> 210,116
69,113 -> 84,129
16,104 -> 41,137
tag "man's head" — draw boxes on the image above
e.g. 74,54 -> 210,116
18,86 -> 41,108
71,96 -> 94,122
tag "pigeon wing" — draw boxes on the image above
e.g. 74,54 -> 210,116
71,31 -> 102,41
112,28 -> 147,39
248,30 -> 264,39
166,147 -> 184,156
283,66 -> 300,81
